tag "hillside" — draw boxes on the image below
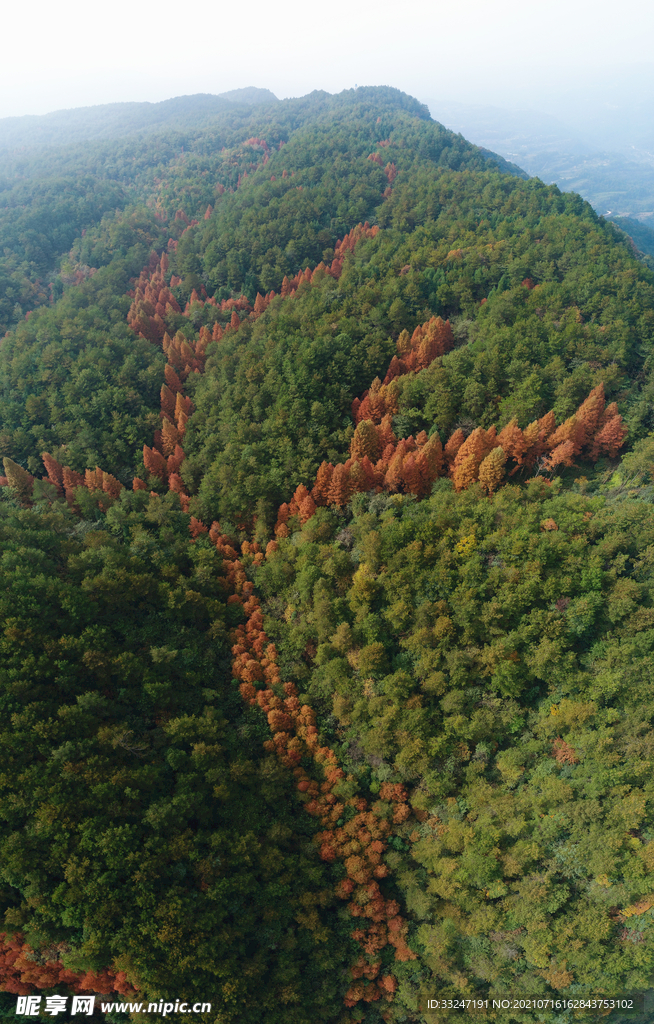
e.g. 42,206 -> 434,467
430,99 -> 654,221
0,89 -> 278,151
1,86 -> 654,1024
610,215 -> 654,269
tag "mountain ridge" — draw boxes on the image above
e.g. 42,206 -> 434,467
0,87 -> 279,151
0,84 -> 654,1023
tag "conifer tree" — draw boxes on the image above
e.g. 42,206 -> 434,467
575,383 -> 605,444
327,464 -> 353,507
497,418 -> 526,466
85,467 -> 104,491
161,385 -> 176,418
590,412 -> 628,458
452,452 -> 479,491
384,444 -> 406,493
175,391 -> 193,420
544,439 -> 577,471
41,453 -> 64,495
396,330 -> 411,357
371,417 -> 391,453
538,410 -> 557,446
143,445 -> 168,481
401,453 -> 421,494
299,494 -> 316,524
521,420 -> 542,465
452,427 -> 492,486
62,466 -> 84,503
351,420 -> 381,462
547,415 -> 586,457
101,472 -> 123,499
2,458 -> 33,503
167,445 -> 185,476
415,434 -> 443,494
312,462 -> 334,505
349,459 -> 369,494
274,501 -> 291,537
444,428 -> 465,468
478,446 -> 506,493
162,418 -> 182,456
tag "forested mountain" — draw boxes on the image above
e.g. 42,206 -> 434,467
428,97 -> 654,223
0,89 -> 278,151
610,216 -> 654,270
1,85 -> 654,1023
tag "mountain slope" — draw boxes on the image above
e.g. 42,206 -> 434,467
1,86 -> 654,1023
428,98 -> 654,220
0,89 -> 278,151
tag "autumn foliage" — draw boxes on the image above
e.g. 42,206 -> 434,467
0,220 -> 633,1012
127,253 -> 180,344
124,223 -> 385,514
280,380 -> 627,533
0,934 -> 135,997
268,309 -> 628,539
218,525 -> 415,1005
382,316 -> 455,383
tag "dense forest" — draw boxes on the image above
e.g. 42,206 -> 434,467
1,85 -> 654,1023
609,216 -> 654,271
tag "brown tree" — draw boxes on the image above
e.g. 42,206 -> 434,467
312,462 -> 334,505
452,427 -> 494,488
143,445 -> 167,481
443,428 -> 465,469
543,440 -> 576,472
160,384 -> 176,418
164,364 -> 183,393
41,452 -> 64,495
497,419 -> 526,467
589,412 -> 628,458
327,464 -> 353,507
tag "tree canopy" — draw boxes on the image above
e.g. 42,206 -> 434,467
0,86 -> 653,1023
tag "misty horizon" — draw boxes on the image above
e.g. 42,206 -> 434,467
3,76 -> 654,224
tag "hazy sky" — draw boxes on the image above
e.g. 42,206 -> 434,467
2,0 -> 653,119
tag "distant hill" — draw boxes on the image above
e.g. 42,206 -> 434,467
0,88 -> 279,151
218,87 -> 278,105
428,98 -> 654,220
